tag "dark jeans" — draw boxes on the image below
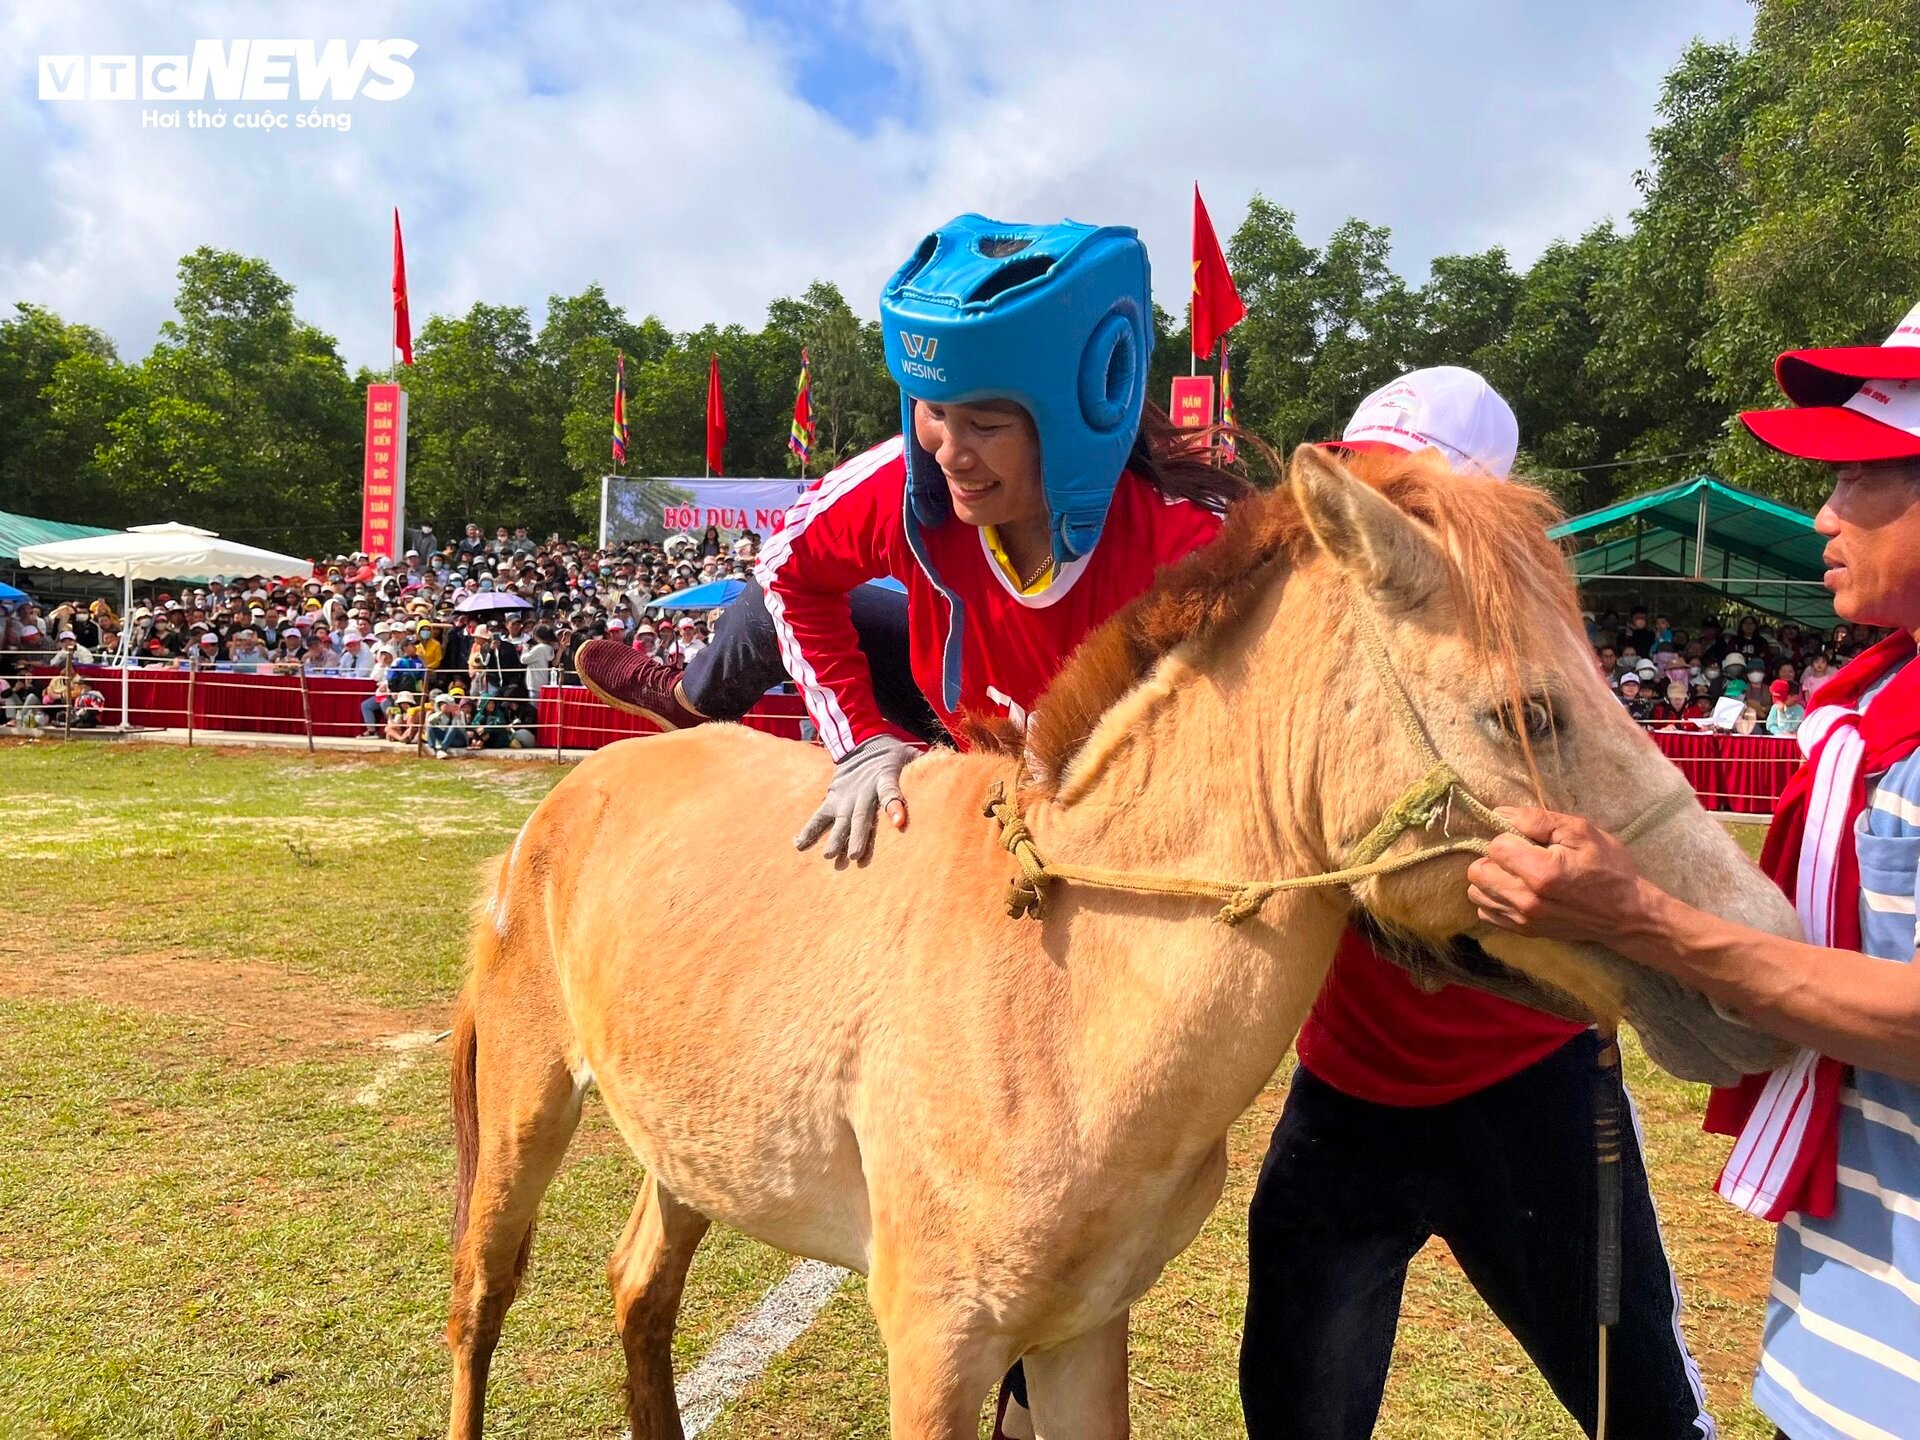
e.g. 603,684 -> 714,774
1241,1033 -> 1712,1440
680,580 -> 945,744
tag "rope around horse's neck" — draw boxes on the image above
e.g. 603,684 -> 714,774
985,778 -> 1493,925
984,577 -> 1696,927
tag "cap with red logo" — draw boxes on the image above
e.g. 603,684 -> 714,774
1740,300 -> 1920,462
1330,365 -> 1518,479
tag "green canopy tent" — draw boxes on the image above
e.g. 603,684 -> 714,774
0,508 -> 114,565
1547,476 -> 1836,631
0,507 -> 116,596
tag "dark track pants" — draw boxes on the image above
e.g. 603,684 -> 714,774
1240,1033 -> 1713,1440
679,579 -> 945,744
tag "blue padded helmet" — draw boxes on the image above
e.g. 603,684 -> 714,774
880,214 -> 1152,566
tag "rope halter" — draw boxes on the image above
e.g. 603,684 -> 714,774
986,577 -> 1694,926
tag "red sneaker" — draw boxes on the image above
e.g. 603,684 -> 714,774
576,640 -> 704,729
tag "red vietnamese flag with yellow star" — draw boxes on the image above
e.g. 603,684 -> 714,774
1191,185 -> 1244,361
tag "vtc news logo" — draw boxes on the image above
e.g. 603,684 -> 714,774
38,40 -> 417,103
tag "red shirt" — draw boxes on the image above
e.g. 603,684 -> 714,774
756,436 -> 1222,756
1295,929 -> 1586,1106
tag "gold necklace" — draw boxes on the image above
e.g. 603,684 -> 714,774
1016,547 -> 1054,591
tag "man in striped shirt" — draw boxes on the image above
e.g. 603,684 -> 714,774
1467,304 -> 1920,1440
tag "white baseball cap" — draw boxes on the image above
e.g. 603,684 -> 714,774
1336,366 -> 1519,479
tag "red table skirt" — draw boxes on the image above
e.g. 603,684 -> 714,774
1647,727 -> 1797,815
535,685 -> 809,748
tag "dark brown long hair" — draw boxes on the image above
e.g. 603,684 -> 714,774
1126,401 -> 1260,513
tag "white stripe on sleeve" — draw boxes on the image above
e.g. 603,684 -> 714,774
754,438 -> 903,759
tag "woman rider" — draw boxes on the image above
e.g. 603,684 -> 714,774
579,213 -> 1244,859
580,214 -> 1245,1435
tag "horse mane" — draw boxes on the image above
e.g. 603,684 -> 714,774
985,448 -> 1576,800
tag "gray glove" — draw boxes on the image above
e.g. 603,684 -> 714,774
794,734 -> 917,862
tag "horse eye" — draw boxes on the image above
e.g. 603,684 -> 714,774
1491,697 -> 1556,743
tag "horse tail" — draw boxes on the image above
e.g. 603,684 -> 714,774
446,841 -> 583,1430
449,977 -> 480,1249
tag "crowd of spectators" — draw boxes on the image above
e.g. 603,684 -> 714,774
3,540 -> 1880,756
1590,605 -> 1882,737
0,520 -> 760,744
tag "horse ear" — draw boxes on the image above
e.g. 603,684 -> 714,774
1289,445 -> 1445,608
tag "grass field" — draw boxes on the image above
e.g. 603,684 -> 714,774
0,740 -> 1781,1438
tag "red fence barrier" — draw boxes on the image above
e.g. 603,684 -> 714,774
31,664 -> 810,749
1646,728 -> 1796,816
534,685 -> 809,748
42,664 -> 379,738
23,663 -> 1801,815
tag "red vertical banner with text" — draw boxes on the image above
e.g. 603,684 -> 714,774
362,383 -> 408,559
1169,375 -> 1216,431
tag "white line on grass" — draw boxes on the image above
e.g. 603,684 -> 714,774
673,1259 -> 849,1436
353,1029 -> 450,1107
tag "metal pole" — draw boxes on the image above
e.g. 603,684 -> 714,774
1694,490 -> 1708,581
297,665 -> 315,753
61,653 -> 74,742
120,569 -> 133,730
553,682 -> 566,764
185,661 -> 197,748
1592,1027 -> 1624,1440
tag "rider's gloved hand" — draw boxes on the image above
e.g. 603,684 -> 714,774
794,733 -> 917,862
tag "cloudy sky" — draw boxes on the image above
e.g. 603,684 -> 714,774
4,0 -> 1755,372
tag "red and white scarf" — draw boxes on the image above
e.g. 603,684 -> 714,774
1705,630 -> 1920,1220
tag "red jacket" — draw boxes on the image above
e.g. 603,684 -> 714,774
755,437 -> 1221,756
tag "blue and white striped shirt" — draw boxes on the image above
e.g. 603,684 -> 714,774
1756,670 -> 1920,1440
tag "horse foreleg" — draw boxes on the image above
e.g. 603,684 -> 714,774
869,1258 -> 1010,1439
1022,1309 -> 1130,1439
609,1175 -> 711,1439
446,1013 -> 583,1440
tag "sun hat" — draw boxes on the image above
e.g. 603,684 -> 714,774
1741,298 -> 1920,462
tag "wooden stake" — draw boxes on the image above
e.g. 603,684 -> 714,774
297,665 -> 315,753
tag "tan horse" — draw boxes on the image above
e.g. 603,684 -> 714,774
446,446 -> 1799,1439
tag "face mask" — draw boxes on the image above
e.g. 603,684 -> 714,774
1706,668 -> 1720,681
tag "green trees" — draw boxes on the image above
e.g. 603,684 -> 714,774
0,250 -> 362,549
0,304 -> 125,521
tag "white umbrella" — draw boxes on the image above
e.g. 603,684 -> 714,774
17,522 -> 314,729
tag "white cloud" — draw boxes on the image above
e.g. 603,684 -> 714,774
0,0 -> 1753,370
